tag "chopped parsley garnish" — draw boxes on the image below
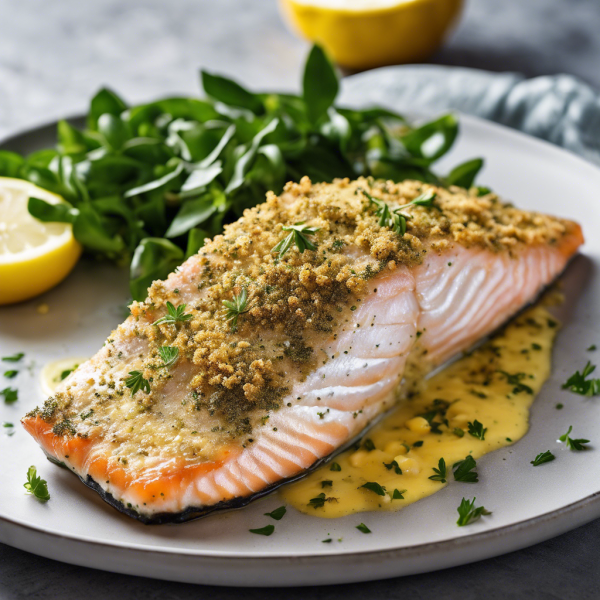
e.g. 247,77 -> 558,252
453,456 -> 478,482
249,525 -> 274,536
3,422 -> 15,436
383,460 -> 402,475
356,523 -> 371,534
322,538 -> 332,543
559,426 -> 590,451
413,440 -> 424,448
330,462 -> 341,472
392,489 -> 405,500
308,493 -> 327,508
125,371 -> 151,396
587,345 -> 597,351
264,506 -> 286,520
222,288 -> 251,332
429,458 -> 447,483
3,370 -> 17,379
158,345 -> 179,368
498,371 -> 533,394
60,367 -> 76,380
24,466 -> 50,502
562,361 -> 600,396
360,482 -> 386,496
467,420 -> 487,441
272,221 -> 320,256
362,438 -> 375,451
2,353 -> 24,362
153,301 -> 193,326
456,497 -> 491,527
453,428 -> 465,438
321,480 -> 333,488
531,451 -> 555,466
1,387 -> 18,404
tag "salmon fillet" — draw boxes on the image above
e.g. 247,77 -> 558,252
22,177 -> 583,523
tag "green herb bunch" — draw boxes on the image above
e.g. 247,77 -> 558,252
0,45 -> 481,301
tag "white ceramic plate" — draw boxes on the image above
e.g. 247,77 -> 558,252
1,112 -> 600,587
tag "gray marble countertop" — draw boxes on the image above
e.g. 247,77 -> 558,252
1,0 -> 600,597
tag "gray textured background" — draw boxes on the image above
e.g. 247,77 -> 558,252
2,0 -> 600,598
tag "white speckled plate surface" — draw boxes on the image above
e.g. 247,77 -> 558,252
1,112 -> 599,587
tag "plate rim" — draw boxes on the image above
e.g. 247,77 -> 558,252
2,111 -> 600,584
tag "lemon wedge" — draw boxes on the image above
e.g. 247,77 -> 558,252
0,177 -> 81,305
279,0 -> 464,70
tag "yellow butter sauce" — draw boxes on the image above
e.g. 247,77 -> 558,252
281,304 -> 559,518
40,357 -> 87,396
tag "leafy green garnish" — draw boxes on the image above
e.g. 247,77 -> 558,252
158,345 -> 179,368
3,370 -> 18,379
321,480 -> 333,488
308,493 -> 329,508
264,506 -> 286,520
562,361 -> 600,396
272,222 -> 320,257
60,367 -> 77,380
153,301 -> 193,326
2,353 -> 24,362
456,497 -> 491,526
498,370 -> 533,395
383,460 -> 402,475
1,387 -> 18,404
359,482 -> 386,496
467,420 -> 487,441
559,426 -> 590,451
445,158 -> 484,188
362,438 -> 376,451
391,489 -> 405,500
453,428 -> 465,438
249,525 -> 274,536
356,523 -> 371,534
587,345 -> 597,351
531,451 -> 555,466
330,462 -> 341,472
0,45 -> 476,302
125,371 -> 151,396
429,457 -> 447,483
222,288 -> 250,332
453,456 -> 478,482
24,466 -> 50,502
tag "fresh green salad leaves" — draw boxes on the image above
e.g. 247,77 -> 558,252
0,45 -> 482,301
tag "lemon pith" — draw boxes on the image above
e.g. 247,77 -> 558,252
0,177 -> 82,305
279,0 -> 464,70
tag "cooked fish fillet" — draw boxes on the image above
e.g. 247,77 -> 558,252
22,177 -> 583,523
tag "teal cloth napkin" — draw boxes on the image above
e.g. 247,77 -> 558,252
340,66 -> 600,166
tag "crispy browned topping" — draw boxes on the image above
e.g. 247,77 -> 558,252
31,177 -> 574,443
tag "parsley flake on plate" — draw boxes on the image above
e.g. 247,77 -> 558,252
562,361 -> 600,397
456,497 -> 491,527
453,456 -> 478,482
428,457 -> 447,483
531,451 -> 555,466
559,426 -> 590,451
1,387 -> 18,404
24,466 -> 50,502
356,523 -> 371,534
467,420 -> 487,441
2,353 -> 24,362
264,506 -> 286,520
249,525 -> 274,536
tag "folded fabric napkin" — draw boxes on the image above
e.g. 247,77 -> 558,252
340,65 -> 600,166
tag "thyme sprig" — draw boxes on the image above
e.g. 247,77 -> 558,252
272,221 -> 320,257
222,288 -> 251,332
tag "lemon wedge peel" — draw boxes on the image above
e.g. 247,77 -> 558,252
0,177 -> 81,305
279,0 -> 464,70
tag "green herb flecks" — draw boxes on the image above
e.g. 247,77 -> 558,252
531,451 -> 555,466
467,420 -> 487,441
330,462 -> 341,472
272,222 -> 320,257
153,301 -> 193,326
562,361 -> 600,397
1,387 -> 18,404
391,489 -> 406,500
356,523 -> 371,534
125,371 -> 151,396
359,482 -> 386,496
456,497 -> 491,527
453,456 -> 478,482
383,460 -> 402,475
559,426 -> 590,451
24,466 -> 50,502
2,353 -> 24,362
222,288 -> 251,332
3,370 -> 18,379
158,345 -> 179,368
429,458 -> 447,483
264,506 -> 286,520
249,525 -> 274,536
498,370 -> 534,395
